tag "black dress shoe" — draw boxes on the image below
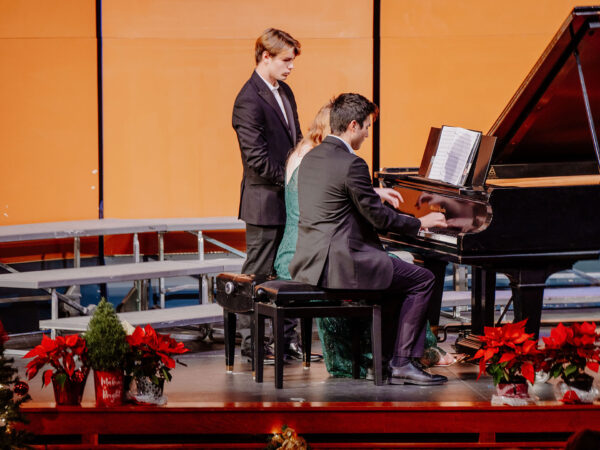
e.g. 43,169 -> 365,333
242,344 -> 277,365
388,362 -> 448,386
285,342 -> 323,362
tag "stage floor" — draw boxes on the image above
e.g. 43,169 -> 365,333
10,331 -> 556,404
10,328 -> 600,449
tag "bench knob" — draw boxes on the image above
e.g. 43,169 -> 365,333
224,281 -> 236,295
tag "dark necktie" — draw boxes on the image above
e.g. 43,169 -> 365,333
279,89 -> 296,144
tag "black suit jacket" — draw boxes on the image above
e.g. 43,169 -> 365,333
289,136 -> 421,290
232,71 -> 302,226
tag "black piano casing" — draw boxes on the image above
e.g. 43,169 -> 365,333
462,183 -> 600,254
215,273 -> 270,313
379,177 -> 600,260
375,7 -> 600,338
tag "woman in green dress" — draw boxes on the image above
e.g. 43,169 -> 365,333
273,102 -> 453,378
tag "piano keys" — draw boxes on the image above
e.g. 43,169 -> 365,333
377,6 -> 600,338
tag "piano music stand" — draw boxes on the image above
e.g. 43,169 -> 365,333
418,127 -> 497,189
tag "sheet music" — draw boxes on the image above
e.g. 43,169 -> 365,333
427,126 -> 481,185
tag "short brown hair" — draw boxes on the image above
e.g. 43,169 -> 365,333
255,28 -> 301,64
330,93 -> 378,135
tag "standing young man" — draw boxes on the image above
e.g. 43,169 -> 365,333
290,93 -> 449,385
232,28 -> 303,360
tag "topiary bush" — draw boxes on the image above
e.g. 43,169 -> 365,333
84,298 -> 128,371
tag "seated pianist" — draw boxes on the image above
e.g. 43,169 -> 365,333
289,93 -> 449,386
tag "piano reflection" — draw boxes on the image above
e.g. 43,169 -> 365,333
377,6 -> 600,338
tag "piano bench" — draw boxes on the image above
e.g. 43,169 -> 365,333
253,279 -> 384,389
215,272 -> 270,373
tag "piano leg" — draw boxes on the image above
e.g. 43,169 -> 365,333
505,269 -> 549,339
422,258 -> 447,326
492,260 -> 578,338
470,267 -> 496,335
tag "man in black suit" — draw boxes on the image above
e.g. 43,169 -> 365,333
290,93 -> 449,385
232,28 -> 303,360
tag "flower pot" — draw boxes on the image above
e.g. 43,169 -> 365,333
566,373 -> 594,391
496,382 -> 529,399
93,370 -> 124,407
554,374 -> 599,404
491,380 -> 532,406
52,372 -> 87,406
127,376 -> 166,405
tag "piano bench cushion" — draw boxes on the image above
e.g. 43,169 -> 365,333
254,279 -> 384,306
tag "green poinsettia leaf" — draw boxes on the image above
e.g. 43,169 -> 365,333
493,370 -> 504,385
54,372 -> 67,388
564,364 -> 578,377
550,364 -> 563,379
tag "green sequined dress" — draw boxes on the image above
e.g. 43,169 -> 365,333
274,166 -> 372,378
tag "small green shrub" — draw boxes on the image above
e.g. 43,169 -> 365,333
84,298 -> 128,371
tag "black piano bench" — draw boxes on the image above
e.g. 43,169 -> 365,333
253,279 -> 384,389
215,272 -> 270,373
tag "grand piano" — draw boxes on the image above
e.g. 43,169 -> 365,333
377,7 -> 600,338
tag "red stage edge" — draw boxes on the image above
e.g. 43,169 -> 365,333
20,401 -> 600,448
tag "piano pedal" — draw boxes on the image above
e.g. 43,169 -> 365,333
453,331 -> 483,356
439,322 -> 472,343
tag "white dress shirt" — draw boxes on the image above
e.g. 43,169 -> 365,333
256,71 -> 289,125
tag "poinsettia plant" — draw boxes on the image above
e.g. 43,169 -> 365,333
124,325 -> 188,385
472,319 -> 539,386
23,334 -> 89,388
540,322 -> 599,390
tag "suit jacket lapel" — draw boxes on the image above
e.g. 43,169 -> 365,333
250,72 -> 293,142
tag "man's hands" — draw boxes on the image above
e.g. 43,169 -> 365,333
373,187 -> 447,231
374,187 -> 404,209
418,212 -> 447,231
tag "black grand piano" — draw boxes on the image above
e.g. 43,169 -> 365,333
377,7 -> 600,338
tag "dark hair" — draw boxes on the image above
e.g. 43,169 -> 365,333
255,28 -> 301,64
329,93 -> 379,135
565,429 -> 600,450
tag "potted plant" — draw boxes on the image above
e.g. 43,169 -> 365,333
124,324 -> 188,405
472,319 -> 539,403
540,322 -> 600,403
84,298 -> 129,407
23,334 -> 88,405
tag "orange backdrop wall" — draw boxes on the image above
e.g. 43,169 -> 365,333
0,0 -> 597,226
0,0 -> 98,225
380,0 -> 600,169
101,0 -> 373,219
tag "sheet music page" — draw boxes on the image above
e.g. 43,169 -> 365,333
427,126 -> 481,185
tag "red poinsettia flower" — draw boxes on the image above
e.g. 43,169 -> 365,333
23,334 -> 89,387
472,319 -> 539,385
125,324 -> 188,382
0,320 -> 8,345
540,322 -> 600,387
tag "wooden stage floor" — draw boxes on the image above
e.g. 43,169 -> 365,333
10,330 -> 600,449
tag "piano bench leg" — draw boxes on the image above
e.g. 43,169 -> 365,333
223,311 -> 237,373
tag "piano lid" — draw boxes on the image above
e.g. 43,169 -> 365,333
488,7 -> 600,175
